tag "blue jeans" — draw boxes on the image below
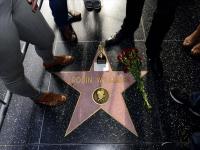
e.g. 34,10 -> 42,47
49,0 -> 70,28
191,92 -> 200,111
191,132 -> 200,150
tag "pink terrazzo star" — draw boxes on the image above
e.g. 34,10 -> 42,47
56,49 -> 147,137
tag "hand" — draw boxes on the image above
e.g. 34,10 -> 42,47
27,0 -> 38,13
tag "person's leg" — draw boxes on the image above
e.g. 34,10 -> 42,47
49,0 -> 68,28
145,0 -> 180,58
12,0 -> 55,64
145,0 -> 179,78
0,0 -> 41,100
190,132 -> 200,150
49,0 -> 81,25
8,0 -> 73,106
13,0 -> 75,69
105,0 -> 145,47
121,0 -> 145,34
191,92 -> 200,105
48,0 -> 79,42
190,92 -> 200,115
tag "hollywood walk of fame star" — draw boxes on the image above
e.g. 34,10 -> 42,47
56,47 -> 147,137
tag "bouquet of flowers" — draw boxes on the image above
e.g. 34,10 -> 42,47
117,48 -> 152,110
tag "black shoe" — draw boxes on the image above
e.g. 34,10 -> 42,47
169,88 -> 190,105
68,10 -> 82,23
147,56 -> 163,79
105,30 -> 133,47
170,88 -> 200,117
190,108 -> 200,117
84,0 -> 93,11
93,0 -> 101,13
161,142 -> 189,150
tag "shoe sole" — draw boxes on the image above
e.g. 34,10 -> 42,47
68,16 -> 82,24
86,8 -> 93,11
170,91 -> 200,117
189,108 -> 200,117
84,1 -> 93,11
94,8 -> 101,13
190,53 -> 200,60
170,91 -> 184,104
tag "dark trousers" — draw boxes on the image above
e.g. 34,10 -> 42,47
49,0 -> 69,28
191,91 -> 200,113
191,132 -> 200,150
122,0 -> 180,58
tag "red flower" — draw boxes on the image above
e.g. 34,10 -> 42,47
132,48 -> 139,53
123,48 -> 132,54
122,51 -> 126,57
117,54 -> 123,61
123,66 -> 129,73
138,56 -> 143,61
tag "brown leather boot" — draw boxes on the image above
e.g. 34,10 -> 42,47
44,55 -> 75,70
60,24 -> 78,43
183,25 -> 200,47
191,43 -> 200,57
35,92 -> 67,107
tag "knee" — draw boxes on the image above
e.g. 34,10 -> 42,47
46,29 -> 55,48
3,74 -> 28,95
2,69 -> 24,87
1,70 -> 26,95
49,29 -> 55,43
37,29 -> 55,50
